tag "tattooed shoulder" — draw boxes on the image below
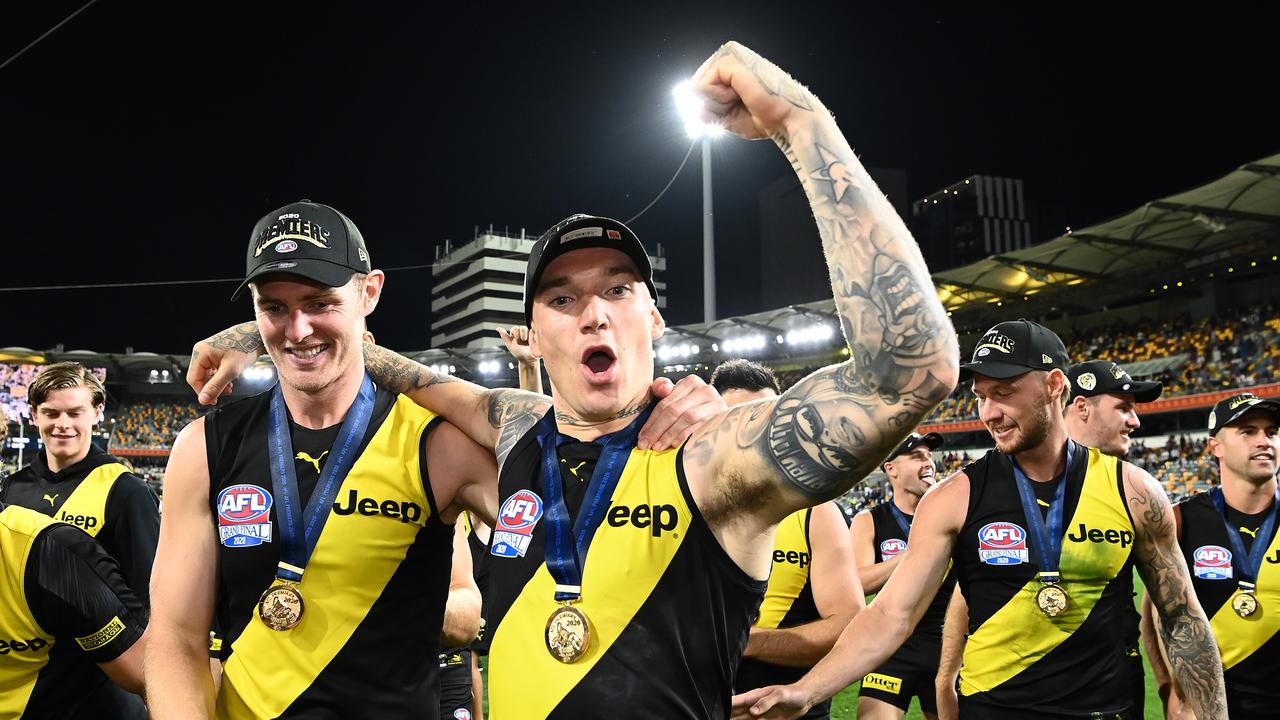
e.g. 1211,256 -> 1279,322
486,390 -> 552,470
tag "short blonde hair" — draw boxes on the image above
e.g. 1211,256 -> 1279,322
28,362 -> 106,409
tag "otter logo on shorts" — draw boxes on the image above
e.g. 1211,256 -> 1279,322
1192,545 -> 1233,580
879,538 -> 907,559
978,522 -> 1028,565
491,490 -> 543,558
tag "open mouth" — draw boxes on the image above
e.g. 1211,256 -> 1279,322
1250,452 -> 1276,462
581,346 -> 616,377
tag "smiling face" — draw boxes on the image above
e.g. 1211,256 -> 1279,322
34,386 -> 101,469
1067,393 -> 1140,456
973,370 -> 1066,455
1210,409 -> 1280,487
528,247 -> 664,423
251,272 -> 383,396
884,445 -> 937,500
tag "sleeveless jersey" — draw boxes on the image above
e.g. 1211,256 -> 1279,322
1177,490 -> 1280,717
869,499 -> 956,643
0,503 -> 145,719
485,415 -> 767,719
735,508 -> 829,719
205,386 -> 453,719
956,444 -> 1136,715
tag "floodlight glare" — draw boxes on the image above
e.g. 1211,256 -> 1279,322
673,81 -> 725,139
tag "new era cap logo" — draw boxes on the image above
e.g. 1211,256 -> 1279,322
1041,354 -> 1052,364
560,227 -> 603,244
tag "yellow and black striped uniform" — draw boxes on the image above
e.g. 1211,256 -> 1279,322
1177,490 -> 1280,718
205,386 -> 453,719
956,444 -> 1135,718
0,503 -> 145,719
735,507 -> 830,719
486,420 -> 767,719
0,445 -> 159,605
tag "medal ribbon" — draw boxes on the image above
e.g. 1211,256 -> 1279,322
1011,441 -> 1075,585
267,373 -> 376,583
1210,486 -> 1280,594
889,502 -> 913,540
536,403 -> 654,602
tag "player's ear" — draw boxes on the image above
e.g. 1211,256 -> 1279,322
359,271 -> 386,316
650,305 -> 666,342
529,322 -> 544,360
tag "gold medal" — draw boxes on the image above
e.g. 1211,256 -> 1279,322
1036,583 -> 1070,617
258,583 -> 305,631
1232,591 -> 1259,618
545,603 -> 591,663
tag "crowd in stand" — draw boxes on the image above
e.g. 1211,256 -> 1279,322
108,399 -> 202,451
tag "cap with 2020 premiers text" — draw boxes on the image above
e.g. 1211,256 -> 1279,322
958,319 -> 1069,382
231,200 -> 371,301
523,214 -> 657,323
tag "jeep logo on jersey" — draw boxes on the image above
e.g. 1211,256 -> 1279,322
1192,545 -> 1233,580
880,538 -> 907,559
58,511 -> 99,531
0,637 -> 49,654
606,503 -> 679,537
978,522 -> 1028,565
492,490 -> 544,559
331,489 -> 423,524
1066,523 -> 1134,548
217,484 -> 273,548
773,549 -> 811,568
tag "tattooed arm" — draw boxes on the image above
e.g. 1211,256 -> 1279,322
1125,462 -> 1227,719
681,42 -> 958,542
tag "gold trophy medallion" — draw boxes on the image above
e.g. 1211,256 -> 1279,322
545,604 -> 591,663
1232,591 -> 1259,618
1035,583 -> 1070,618
258,583 -> 305,631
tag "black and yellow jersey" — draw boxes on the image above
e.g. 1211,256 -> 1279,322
955,444 -> 1136,716
869,499 -> 956,641
0,445 -> 159,605
1177,490 -> 1280,717
204,385 -> 453,719
485,416 -> 767,719
0,502 -> 145,719
735,507 -> 830,719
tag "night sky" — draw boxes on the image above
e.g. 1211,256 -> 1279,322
2,3 -> 1274,355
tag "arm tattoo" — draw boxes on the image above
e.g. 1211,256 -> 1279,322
1130,474 -> 1228,718
208,322 -> 263,353
486,390 -> 552,471
706,46 -> 957,501
362,342 -> 459,394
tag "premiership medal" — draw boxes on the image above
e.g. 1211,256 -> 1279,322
545,603 -> 591,663
1035,583 -> 1070,617
1232,591 -> 1259,618
258,583 -> 305,631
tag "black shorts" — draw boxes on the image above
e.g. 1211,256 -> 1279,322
1126,649 -> 1144,719
859,633 -> 941,712
438,648 -> 474,719
956,696 -> 1132,719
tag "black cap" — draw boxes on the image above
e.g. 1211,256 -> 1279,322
884,432 -> 944,464
231,201 -> 372,301
958,319 -> 1069,382
1207,392 -> 1280,436
523,214 -> 657,323
1067,360 -> 1163,403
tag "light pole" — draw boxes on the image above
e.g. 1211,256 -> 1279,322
674,81 -> 724,324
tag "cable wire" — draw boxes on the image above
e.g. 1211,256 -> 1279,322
625,138 -> 699,225
0,0 -> 101,72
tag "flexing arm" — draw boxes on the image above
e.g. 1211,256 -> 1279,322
743,502 -> 865,667
1126,464 -> 1226,719
935,585 -> 968,720
144,419 -> 219,718
731,474 -> 968,719
849,509 -> 904,593
440,520 -> 482,647
681,42 -> 958,532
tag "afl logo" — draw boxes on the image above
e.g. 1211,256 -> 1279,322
217,485 -> 272,523
880,538 -> 907,559
978,521 -> 1029,565
491,490 -> 543,559
274,240 -> 298,253
1192,545 -> 1233,580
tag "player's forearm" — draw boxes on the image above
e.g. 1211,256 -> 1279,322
1158,604 -> 1226,718
936,586 -> 967,685
1139,594 -> 1174,701
144,627 -> 217,719
517,359 -> 543,395
440,587 -> 482,648
745,609 -> 857,667
791,603 -> 912,706
856,556 -> 902,594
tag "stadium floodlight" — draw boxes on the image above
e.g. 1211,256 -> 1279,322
672,81 -> 725,140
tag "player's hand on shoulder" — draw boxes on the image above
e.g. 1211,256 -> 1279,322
188,322 -> 263,405
638,374 -> 726,451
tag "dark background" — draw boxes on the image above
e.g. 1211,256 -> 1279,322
2,2 -> 1274,354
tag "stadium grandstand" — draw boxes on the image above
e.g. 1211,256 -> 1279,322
3,153 -> 1278,518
